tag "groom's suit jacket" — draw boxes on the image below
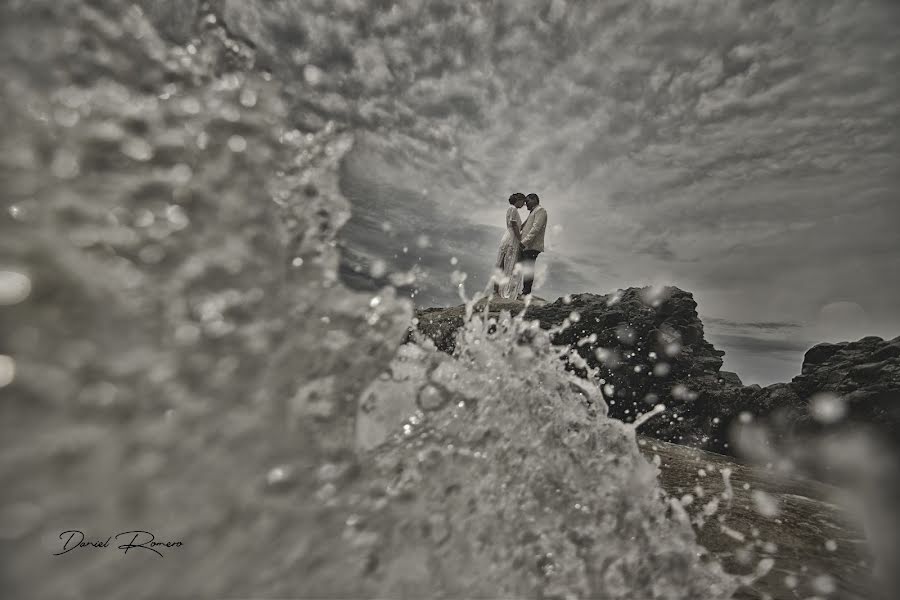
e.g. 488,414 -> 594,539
521,206 -> 547,252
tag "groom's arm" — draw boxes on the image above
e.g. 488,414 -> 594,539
521,210 -> 546,246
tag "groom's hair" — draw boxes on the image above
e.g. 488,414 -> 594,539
508,192 -> 526,205
527,193 -> 540,204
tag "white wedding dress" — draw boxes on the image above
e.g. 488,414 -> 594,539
494,205 -> 523,299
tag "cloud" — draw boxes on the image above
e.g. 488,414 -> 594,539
234,0 -> 900,381
707,333 -> 812,355
706,318 -> 802,331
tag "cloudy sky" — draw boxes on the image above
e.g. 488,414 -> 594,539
258,0 -> 900,385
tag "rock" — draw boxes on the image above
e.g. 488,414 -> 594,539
411,286 -> 742,448
718,371 -> 743,387
802,343 -> 843,370
412,290 -> 900,459
639,437 -> 872,600
781,336 -> 900,441
873,342 -> 900,362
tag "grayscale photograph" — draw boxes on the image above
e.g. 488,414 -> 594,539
1,1 -> 899,598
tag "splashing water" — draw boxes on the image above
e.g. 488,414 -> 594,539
363,301 -> 741,597
0,1 -> 747,597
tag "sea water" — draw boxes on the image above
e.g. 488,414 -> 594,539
0,1 -> 745,597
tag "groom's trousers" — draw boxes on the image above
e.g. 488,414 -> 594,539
520,249 -> 541,295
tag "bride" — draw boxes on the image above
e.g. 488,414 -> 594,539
493,192 -> 526,298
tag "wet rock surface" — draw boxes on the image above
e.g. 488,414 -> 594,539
412,287 -> 900,458
412,287 -> 747,447
412,290 -> 899,597
699,335 -> 900,461
642,437 -> 872,600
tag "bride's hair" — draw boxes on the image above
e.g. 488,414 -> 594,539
508,192 -> 525,205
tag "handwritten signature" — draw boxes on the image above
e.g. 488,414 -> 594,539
53,530 -> 183,557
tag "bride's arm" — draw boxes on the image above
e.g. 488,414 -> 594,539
508,209 -> 523,242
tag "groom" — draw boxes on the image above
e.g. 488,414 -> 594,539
519,192 -> 547,297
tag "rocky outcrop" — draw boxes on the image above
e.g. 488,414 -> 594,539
411,286 -> 745,447
411,287 -> 900,456
707,335 -> 900,454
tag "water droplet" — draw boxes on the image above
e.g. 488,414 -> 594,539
181,97 -> 201,114
317,462 -> 344,481
451,270 -> 467,285
228,135 -> 247,153
812,574 -> 835,594
50,150 -> 80,178
595,348 -> 621,368
0,355 -> 16,388
239,88 -> 258,108
825,539 -> 837,551
266,465 -> 296,490
122,138 -> 153,161
304,64 -> 323,85
615,324 -> 635,345
809,392 -> 846,424
417,385 -> 446,411
170,163 -> 193,184
751,490 -> 780,517
0,271 -> 31,305
292,257 -> 304,267
135,209 -> 155,228
370,260 -> 387,278
671,384 -> 695,401
166,205 -> 190,230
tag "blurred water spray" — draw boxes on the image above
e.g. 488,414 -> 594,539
0,1 -> 745,597
2,1 -> 893,599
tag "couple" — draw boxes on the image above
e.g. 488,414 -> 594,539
493,192 -> 547,299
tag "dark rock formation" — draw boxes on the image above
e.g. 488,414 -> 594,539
707,334 -> 900,455
411,287 -> 900,456
411,286 -> 745,447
